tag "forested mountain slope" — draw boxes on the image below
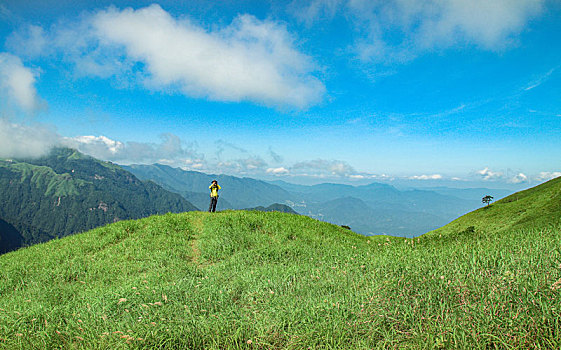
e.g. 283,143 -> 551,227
0,148 -> 197,253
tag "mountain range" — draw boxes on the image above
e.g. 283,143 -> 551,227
1,176 -> 558,349
1,149 -> 516,254
122,163 -> 291,210
124,163 -> 511,237
0,148 -> 197,254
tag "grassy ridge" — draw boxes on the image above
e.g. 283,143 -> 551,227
429,176 -> 561,237
1,161 -> 85,197
1,210 -> 560,349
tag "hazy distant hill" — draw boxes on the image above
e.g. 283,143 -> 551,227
123,164 -> 294,209
302,196 -> 445,237
272,180 -> 485,236
273,180 -> 481,218
0,148 -> 197,254
125,164 -> 498,236
245,203 -> 299,214
419,186 -> 512,201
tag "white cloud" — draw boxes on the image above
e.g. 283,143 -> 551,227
295,0 -> 544,63
536,171 -> 561,182
409,174 -> 443,180
508,172 -> 528,184
5,25 -> 48,59
524,67 -> 558,91
475,168 -> 529,184
292,159 -> 355,176
0,52 -> 45,113
11,5 -> 325,109
267,167 -> 290,175
0,118 -> 59,158
67,135 -> 125,154
216,156 -> 268,174
59,133 -> 274,175
477,167 -> 504,181
239,157 -> 267,170
62,133 -> 204,167
289,0 -> 343,26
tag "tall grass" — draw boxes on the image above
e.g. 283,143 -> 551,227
1,211 -> 560,349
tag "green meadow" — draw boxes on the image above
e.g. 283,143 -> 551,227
1,177 -> 561,349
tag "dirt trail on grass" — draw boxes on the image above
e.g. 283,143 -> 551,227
190,215 -> 205,266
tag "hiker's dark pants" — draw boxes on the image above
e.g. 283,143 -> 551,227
209,196 -> 218,212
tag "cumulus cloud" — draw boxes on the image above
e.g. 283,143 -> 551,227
0,118 -> 59,158
7,21 -> 128,80
289,0 -> 342,26
536,172 -> 561,182
294,0 -> 544,63
0,52 -> 45,113
267,167 -> 290,175
508,172 -> 528,184
0,120 -> 269,173
475,167 -> 530,184
11,4 -> 325,109
5,25 -> 49,59
348,174 -> 382,180
238,157 -> 268,170
292,159 -> 356,177
477,167 -> 504,181
62,133 -> 204,167
409,174 -> 443,180
216,156 -> 268,174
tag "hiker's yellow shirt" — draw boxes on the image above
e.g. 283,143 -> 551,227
209,184 -> 221,197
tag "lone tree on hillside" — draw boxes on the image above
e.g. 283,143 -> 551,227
482,195 -> 494,207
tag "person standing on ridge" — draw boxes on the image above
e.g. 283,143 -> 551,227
208,180 -> 221,212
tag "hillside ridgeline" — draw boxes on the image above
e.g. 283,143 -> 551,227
1,210 -> 559,349
125,163 -> 498,236
429,175 -> 561,237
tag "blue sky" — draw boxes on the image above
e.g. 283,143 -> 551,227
1,0 -> 560,189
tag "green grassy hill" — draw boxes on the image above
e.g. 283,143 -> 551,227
1,210 -> 560,349
428,176 -> 561,237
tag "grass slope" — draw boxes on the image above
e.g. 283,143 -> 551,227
1,211 -> 560,349
1,161 -> 85,197
429,176 -> 561,237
